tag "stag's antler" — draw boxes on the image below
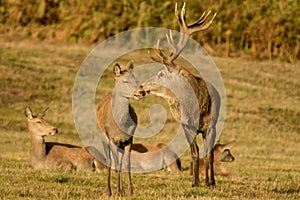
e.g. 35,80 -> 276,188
148,2 -> 217,64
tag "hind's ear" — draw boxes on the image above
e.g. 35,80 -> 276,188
125,60 -> 134,72
25,107 -> 33,119
38,108 -> 49,118
224,140 -> 235,149
113,63 -> 122,77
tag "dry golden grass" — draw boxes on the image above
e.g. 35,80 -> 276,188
0,40 -> 299,199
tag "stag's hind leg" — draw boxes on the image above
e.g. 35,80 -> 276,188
203,127 -> 216,187
190,139 -> 200,187
208,149 -> 215,186
184,125 -> 200,187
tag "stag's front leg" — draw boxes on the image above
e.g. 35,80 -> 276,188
190,139 -> 200,187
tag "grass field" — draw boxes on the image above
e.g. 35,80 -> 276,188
0,40 -> 299,199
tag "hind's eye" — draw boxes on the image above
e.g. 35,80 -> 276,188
36,121 -> 41,124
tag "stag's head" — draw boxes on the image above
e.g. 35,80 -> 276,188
143,65 -> 188,99
144,2 -> 216,98
148,2 -> 216,65
113,60 -> 145,101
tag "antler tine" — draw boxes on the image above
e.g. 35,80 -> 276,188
156,39 -> 160,49
188,11 -> 209,28
148,39 -> 169,64
180,2 -> 187,33
191,12 -> 205,27
156,40 -> 169,62
148,49 -> 161,63
175,2 -> 179,20
174,2 -> 186,35
149,2 -> 216,64
188,12 -> 217,34
166,31 -> 177,53
168,2 -> 191,63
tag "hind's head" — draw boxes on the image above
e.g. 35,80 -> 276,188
113,60 -> 146,100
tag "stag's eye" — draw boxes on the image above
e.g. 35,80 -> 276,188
122,79 -> 128,83
36,121 -> 42,124
158,71 -> 164,78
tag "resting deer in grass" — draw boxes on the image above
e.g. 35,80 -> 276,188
96,61 -> 145,196
190,142 -> 235,177
144,2 -> 219,187
128,143 -> 181,172
83,142 -> 181,173
25,107 -> 102,171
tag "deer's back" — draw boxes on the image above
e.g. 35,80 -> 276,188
129,143 -> 181,172
44,143 -> 96,171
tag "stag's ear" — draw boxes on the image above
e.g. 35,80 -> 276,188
25,107 -> 33,119
113,63 -> 122,77
178,69 -> 183,77
162,64 -> 172,73
38,108 -> 49,118
125,60 -> 134,72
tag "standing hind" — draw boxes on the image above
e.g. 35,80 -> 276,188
96,61 -> 145,196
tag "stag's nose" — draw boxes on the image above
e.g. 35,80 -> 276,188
133,86 -> 146,100
139,86 -> 146,97
141,83 -> 151,94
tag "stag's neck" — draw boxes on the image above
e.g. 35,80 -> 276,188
30,134 -> 47,167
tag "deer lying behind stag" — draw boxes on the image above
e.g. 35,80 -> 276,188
25,107 -> 103,171
89,142 -> 182,172
190,141 -> 235,177
128,143 -> 181,172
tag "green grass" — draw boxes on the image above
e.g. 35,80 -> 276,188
0,40 -> 299,199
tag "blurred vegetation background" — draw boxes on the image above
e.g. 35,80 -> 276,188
0,0 -> 299,62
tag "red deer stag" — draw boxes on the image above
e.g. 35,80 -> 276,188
144,2 -> 219,187
96,61 -> 145,196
